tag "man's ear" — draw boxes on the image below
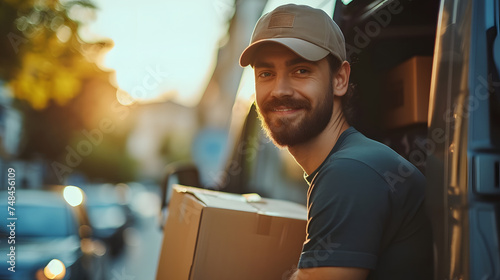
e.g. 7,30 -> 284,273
332,61 -> 351,97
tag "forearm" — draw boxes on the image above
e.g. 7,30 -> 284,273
286,267 -> 369,280
288,269 -> 316,280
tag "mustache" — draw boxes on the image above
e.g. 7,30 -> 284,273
260,96 -> 311,112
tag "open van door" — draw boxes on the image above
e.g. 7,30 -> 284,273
426,0 -> 500,279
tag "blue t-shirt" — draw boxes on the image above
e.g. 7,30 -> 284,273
298,127 -> 433,279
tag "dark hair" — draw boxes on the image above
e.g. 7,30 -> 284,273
325,54 -> 357,126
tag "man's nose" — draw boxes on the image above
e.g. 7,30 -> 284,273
270,74 -> 293,98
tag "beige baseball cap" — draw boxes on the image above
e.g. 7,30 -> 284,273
239,4 -> 346,67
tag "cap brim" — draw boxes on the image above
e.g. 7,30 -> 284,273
239,38 -> 330,67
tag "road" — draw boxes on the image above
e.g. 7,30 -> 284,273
108,184 -> 164,280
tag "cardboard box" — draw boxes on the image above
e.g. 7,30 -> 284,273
156,185 -> 307,280
382,56 -> 433,129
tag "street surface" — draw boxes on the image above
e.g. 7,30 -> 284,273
108,184 -> 163,280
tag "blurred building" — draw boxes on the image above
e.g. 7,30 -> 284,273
0,82 -> 44,188
126,101 -> 197,181
0,82 -> 22,157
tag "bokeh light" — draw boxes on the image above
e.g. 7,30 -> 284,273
63,186 -> 84,207
43,259 -> 66,280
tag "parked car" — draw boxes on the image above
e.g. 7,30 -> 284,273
0,188 -> 107,280
81,183 -> 134,256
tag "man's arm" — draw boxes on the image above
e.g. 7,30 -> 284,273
289,267 -> 369,280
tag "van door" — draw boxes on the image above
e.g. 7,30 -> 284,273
426,0 -> 500,279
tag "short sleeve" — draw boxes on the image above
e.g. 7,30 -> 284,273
298,158 -> 393,270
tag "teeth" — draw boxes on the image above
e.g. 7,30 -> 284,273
274,108 -> 293,112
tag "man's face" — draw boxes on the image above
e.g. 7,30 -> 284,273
253,43 -> 334,148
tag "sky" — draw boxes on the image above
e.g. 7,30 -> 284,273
77,0 -> 336,107
79,0 -> 234,107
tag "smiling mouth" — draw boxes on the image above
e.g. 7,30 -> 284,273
268,107 -> 304,118
261,97 -> 311,115
271,105 -> 303,112
273,108 -> 295,112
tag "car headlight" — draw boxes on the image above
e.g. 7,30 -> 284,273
43,259 -> 66,280
63,186 -> 84,207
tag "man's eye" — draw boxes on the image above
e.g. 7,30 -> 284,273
295,69 -> 309,75
259,72 -> 272,78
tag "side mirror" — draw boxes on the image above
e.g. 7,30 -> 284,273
159,162 -> 201,230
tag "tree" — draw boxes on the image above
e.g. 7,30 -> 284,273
0,0 -> 137,183
1,0 -> 97,109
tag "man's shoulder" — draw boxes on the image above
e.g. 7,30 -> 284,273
313,156 -> 393,197
331,130 -> 424,181
333,129 -> 401,165
313,130 -> 425,195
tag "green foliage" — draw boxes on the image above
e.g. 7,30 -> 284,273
1,0 -> 98,109
70,132 -> 138,183
1,0 -> 138,183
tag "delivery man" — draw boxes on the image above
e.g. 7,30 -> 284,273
239,4 -> 433,280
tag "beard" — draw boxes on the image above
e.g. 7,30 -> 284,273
256,83 -> 334,148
